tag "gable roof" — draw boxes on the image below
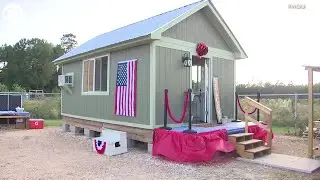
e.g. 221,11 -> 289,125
53,0 -> 247,63
53,0 -> 204,63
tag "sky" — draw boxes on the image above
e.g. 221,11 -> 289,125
0,0 -> 319,85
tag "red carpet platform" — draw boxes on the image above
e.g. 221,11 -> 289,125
152,123 -> 273,162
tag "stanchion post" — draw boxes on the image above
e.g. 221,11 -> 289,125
160,89 -> 172,130
183,88 -> 197,134
257,92 -> 261,121
235,93 -> 238,120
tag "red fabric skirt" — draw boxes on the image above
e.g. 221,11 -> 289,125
248,125 -> 274,143
152,125 -> 273,162
152,128 -> 235,162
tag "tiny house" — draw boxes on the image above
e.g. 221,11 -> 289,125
53,0 -> 247,143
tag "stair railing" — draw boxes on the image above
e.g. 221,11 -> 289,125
243,97 -> 273,147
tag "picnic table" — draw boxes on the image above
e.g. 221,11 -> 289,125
0,111 -> 30,129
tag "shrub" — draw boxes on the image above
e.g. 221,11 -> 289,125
23,96 -> 61,119
11,84 -> 26,92
0,83 -> 8,92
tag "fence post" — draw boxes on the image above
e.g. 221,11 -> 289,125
183,89 -> 197,134
7,93 -> 9,126
7,93 -> 9,111
294,93 -> 298,135
257,92 -> 261,121
294,93 -> 298,120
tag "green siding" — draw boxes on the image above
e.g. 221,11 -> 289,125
155,47 -> 190,125
62,44 -> 150,125
162,9 -> 231,51
212,58 -> 235,119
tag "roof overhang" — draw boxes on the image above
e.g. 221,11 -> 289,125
54,0 -> 247,64
150,0 -> 248,59
53,35 -> 154,65
303,65 -> 320,72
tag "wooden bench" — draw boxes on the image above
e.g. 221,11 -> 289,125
0,116 -> 30,129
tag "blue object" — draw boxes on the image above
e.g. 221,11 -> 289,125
53,0 -> 204,63
0,111 -> 15,115
0,111 -> 30,117
172,122 -> 255,135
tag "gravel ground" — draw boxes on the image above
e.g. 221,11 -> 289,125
272,134 -> 320,158
1,128 -> 320,180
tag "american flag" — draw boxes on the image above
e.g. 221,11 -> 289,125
114,59 -> 137,117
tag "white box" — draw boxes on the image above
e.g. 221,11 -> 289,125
92,129 -> 127,156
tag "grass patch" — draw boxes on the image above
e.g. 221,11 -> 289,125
272,125 -> 291,134
272,125 -> 300,135
44,119 -> 62,127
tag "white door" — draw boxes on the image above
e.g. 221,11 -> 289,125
191,56 -> 210,123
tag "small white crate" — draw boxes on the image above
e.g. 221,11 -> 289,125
92,129 -> 127,156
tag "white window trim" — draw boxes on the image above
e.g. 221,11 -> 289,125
81,53 -> 110,96
65,72 -> 74,84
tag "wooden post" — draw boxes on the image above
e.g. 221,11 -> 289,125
294,93 -> 298,136
257,92 -> 261,121
267,113 -> 272,147
308,68 -> 314,158
245,111 -> 248,133
25,117 -> 30,130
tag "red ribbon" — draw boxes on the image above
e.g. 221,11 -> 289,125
196,42 -> 208,60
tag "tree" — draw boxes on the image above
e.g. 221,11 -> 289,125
0,33 -> 76,92
60,33 -> 77,52
44,44 -> 65,92
0,38 -> 56,90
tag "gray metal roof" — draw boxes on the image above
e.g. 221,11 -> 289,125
53,0 -> 204,63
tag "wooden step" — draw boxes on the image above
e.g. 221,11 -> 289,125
238,139 -> 262,145
246,146 -> 270,153
237,139 -> 262,151
238,146 -> 271,159
229,133 -> 254,138
228,133 -> 253,145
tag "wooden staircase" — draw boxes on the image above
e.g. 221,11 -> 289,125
229,132 -> 271,159
230,96 -> 273,159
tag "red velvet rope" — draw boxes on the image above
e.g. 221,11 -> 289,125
236,94 -> 257,115
165,90 -> 189,123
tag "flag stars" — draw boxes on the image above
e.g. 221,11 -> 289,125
116,63 -> 127,86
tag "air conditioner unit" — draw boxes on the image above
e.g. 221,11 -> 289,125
58,75 -> 65,87
58,72 -> 74,87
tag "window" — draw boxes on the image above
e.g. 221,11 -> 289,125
82,54 -> 109,95
64,73 -> 73,84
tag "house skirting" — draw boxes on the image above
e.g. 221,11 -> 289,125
62,115 -> 153,143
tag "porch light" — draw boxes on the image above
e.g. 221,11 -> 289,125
182,53 -> 192,67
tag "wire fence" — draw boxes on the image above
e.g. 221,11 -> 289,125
236,93 -> 320,135
0,92 -> 60,103
238,93 -> 320,99
0,92 -> 314,135
0,92 -> 61,119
